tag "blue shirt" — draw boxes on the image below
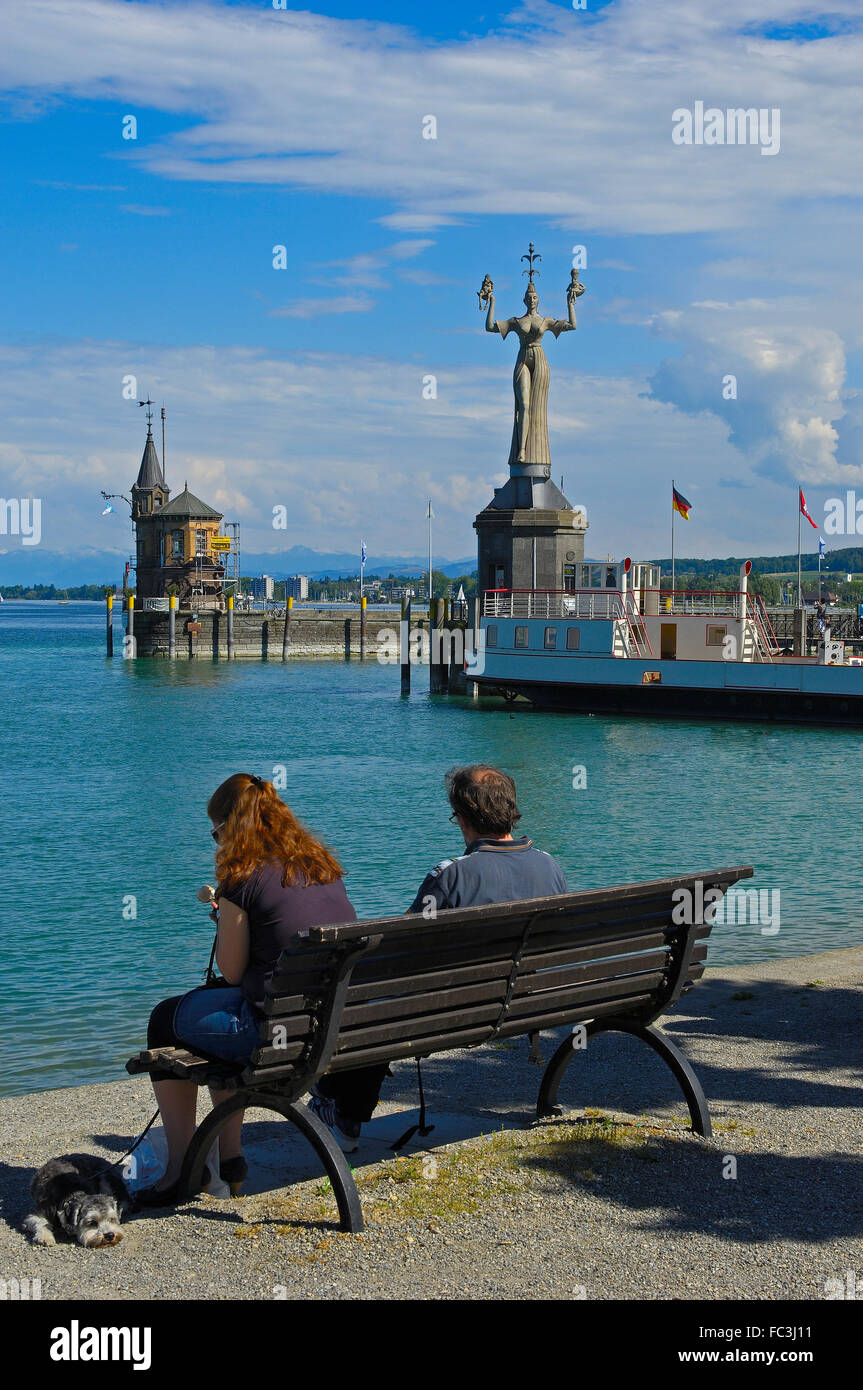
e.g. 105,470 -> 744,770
408,835 -> 568,914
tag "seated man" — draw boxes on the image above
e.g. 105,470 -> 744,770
309,764 -> 568,1150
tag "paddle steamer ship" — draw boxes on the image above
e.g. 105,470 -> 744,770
468,560 -> 863,724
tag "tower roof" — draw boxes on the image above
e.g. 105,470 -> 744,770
157,482 -> 222,520
135,427 -> 165,491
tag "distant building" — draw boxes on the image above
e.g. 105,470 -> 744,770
252,575 -> 274,600
131,419 -> 225,609
286,574 -> 309,600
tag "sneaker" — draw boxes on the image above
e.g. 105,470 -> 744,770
307,1094 -> 361,1153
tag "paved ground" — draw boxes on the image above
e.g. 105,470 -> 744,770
1,945 -> 861,1301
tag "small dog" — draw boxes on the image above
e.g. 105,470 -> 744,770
23,1153 -> 130,1248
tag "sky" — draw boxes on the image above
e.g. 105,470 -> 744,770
1,0 -> 862,580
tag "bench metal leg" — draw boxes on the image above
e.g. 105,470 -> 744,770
176,1088 -> 365,1232
536,1020 -> 712,1137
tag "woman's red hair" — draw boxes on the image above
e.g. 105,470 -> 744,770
207,773 -> 343,892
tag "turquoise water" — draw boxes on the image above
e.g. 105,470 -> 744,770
2,601 -> 862,1097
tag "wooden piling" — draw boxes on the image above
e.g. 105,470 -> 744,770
281,595 -> 293,662
227,593 -> 235,660
168,594 -> 176,659
468,594 -> 480,697
126,594 -> 135,658
105,594 -> 114,657
400,596 -> 411,694
430,597 -> 446,693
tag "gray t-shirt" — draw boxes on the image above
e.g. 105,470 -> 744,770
221,861 -> 356,1010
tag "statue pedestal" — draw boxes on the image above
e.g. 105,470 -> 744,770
474,470 -> 587,597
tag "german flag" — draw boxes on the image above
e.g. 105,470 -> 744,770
672,485 -> 692,520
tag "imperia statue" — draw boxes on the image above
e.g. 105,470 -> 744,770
480,243 -> 585,469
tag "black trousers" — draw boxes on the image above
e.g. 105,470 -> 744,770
149,993 -> 389,1122
315,1065 -> 390,1123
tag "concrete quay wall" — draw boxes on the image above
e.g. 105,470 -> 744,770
134,608 -> 417,660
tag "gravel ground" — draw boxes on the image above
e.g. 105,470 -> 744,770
1,944 -> 861,1302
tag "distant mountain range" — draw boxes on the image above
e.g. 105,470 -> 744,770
0,545 -> 477,586
5,542 -> 855,589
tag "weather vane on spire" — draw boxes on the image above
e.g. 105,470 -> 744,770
138,395 -> 155,430
521,242 -> 542,284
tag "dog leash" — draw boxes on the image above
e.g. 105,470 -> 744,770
107,1109 -> 161,1172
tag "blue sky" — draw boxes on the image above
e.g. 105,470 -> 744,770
1,0 -> 862,580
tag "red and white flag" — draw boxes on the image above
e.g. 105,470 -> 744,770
799,487 -> 818,529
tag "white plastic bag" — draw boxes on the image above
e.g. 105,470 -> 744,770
122,1125 -> 230,1199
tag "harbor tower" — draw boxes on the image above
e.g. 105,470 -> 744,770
130,415 -> 226,609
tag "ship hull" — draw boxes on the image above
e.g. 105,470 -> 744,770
472,645 -> 863,725
474,675 -> 863,724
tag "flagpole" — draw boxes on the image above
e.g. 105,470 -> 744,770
671,480 -> 675,600
797,488 -> 802,609
427,500 -> 433,607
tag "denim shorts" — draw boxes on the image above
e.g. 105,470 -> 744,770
172,986 -> 261,1063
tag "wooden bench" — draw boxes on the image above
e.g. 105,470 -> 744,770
127,865 -> 753,1231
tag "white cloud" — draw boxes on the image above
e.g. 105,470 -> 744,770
120,203 -> 171,216
268,294 -> 375,318
2,0 -> 862,235
0,333 -> 808,565
646,299 -> 863,486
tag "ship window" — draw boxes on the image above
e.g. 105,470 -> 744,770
566,628 -> 580,650
544,626 -> 557,650
514,626 -> 529,649
486,625 -> 498,648
706,624 -> 727,647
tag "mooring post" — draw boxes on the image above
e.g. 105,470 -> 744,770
360,594 -> 367,660
430,597 -> 445,693
468,594 -> 480,697
400,595 -> 411,694
105,594 -> 114,657
168,594 -> 177,659
126,594 -> 135,658
227,593 -> 235,660
281,594 -> 293,662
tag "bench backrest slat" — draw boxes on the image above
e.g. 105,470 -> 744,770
242,867 -> 754,1087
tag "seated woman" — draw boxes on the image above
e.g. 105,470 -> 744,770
136,772 -> 355,1205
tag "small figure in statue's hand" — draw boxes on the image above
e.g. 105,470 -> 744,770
568,268 -> 586,304
477,275 -> 494,311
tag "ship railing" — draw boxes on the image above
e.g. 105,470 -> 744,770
483,588 -> 627,620
622,591 -> 655,657
640,588 -> 746,617
752,594 -> 780,661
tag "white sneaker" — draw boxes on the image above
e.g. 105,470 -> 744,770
307,1095 -> 361,1153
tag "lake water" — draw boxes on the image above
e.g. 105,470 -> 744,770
2,601 -> 861,1096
